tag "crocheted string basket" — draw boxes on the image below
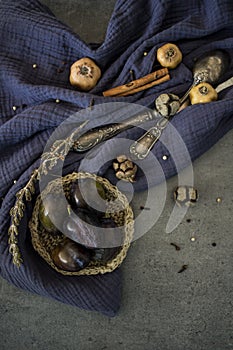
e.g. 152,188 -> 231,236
29,172 -> 134,276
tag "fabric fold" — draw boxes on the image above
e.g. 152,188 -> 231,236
0,0 -> 233,315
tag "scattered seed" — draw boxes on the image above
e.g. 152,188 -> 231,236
89,98 -> 95,110
170,242 -> 181,251
140,206 -> 151,210
57,67 -> 65,73
178,264 -> 188,273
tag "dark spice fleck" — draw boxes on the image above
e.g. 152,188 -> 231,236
57,67 -> 65,73
129,69 -> 135,81
212,242 -> 217,247
57,61 -> 67,73
89,98 -> 95,110
178,264 -> 188,273
140,206 -> 150,210
170,242 -> 180,251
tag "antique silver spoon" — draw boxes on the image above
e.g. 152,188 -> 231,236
72,108 -> 157,152
73,50 -> 230,155
130,50 -> 230,160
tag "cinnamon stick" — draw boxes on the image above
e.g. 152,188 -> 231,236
116,74 -> 170,96
103,67 -> 169,97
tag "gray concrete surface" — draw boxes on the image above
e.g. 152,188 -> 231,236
0,1 -> 232,349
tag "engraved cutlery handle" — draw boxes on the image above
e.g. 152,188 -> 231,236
130,117 -> 169,159
72,110 -> 156,152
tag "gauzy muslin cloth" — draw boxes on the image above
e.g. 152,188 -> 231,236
0,0 -> 233,316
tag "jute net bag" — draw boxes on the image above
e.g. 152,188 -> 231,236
29,172 -> 134,276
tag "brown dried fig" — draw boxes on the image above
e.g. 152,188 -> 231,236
69,57 -> 101,91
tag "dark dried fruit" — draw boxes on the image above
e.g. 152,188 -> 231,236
51,238 -> 91,272
62,210 -> 122,249
89,219 -> 120,263
92,247 -> 120,263
39,202 -> 57,233
62,210 -> 100,248
70,178 -> 107,216
39,193 -> 70,233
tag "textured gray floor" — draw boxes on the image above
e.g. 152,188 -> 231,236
0,1 -> 232,350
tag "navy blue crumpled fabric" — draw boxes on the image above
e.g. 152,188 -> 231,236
0,0 -> 233,316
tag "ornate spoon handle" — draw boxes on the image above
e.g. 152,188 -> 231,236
130,117 -> 169,159
72,109 -> 157,152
